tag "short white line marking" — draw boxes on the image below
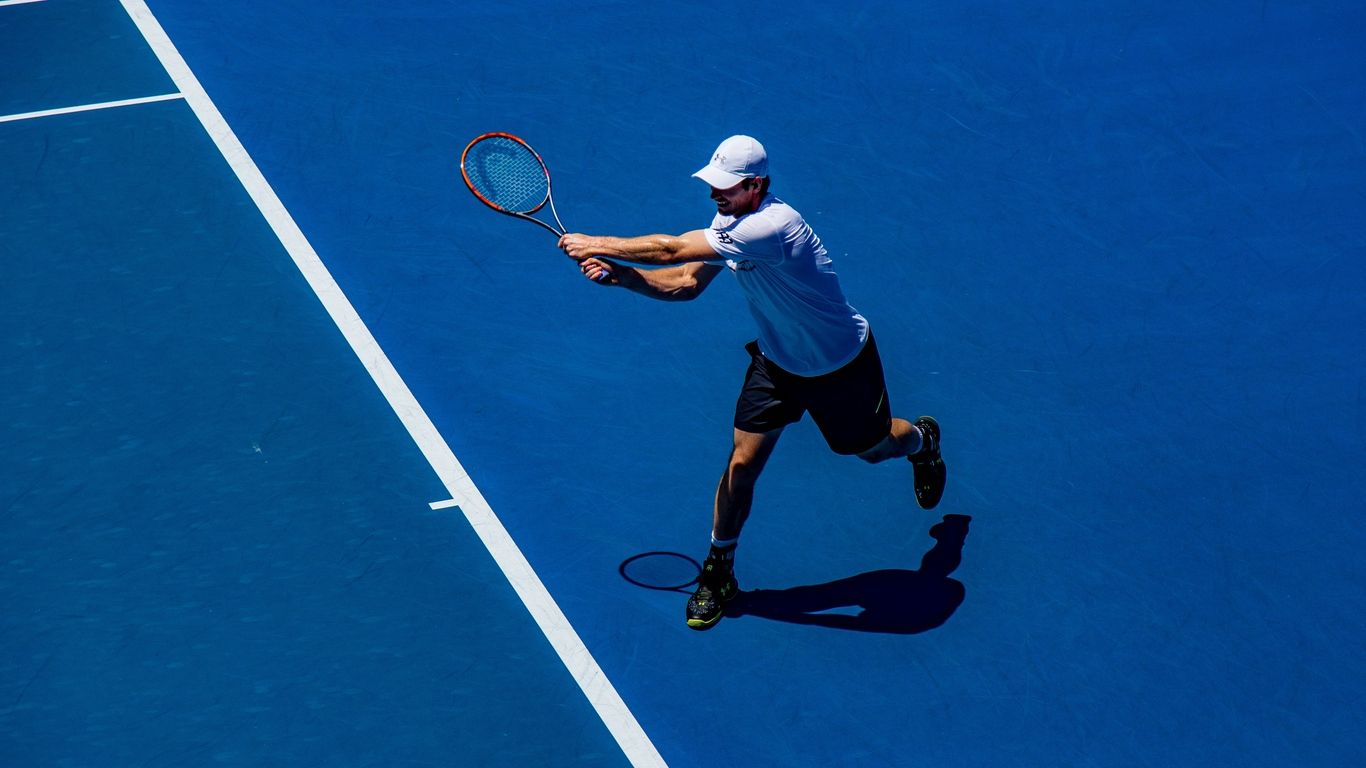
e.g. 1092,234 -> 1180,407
117,2 -> 666,766
0,0 -> 48,8
0,93 -> 183,124
429,499 -> 461,511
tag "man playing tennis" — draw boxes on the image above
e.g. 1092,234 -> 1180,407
558,135 -> 946,630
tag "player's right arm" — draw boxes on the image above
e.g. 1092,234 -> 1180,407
560,230 -> 718,266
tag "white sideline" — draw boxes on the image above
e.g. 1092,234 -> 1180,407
116,2 -> 666,765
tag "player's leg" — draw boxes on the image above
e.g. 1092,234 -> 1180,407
712,427 -> 783,540
805,332 -> 947,509
853,417 -> 946,509
855,417 -> 920,462
687,342 -> 800,631
688,427 -> 782,631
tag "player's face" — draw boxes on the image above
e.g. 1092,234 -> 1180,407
710,178 -> 765,216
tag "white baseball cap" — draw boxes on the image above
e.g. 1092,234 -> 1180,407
692,135 -> 769,189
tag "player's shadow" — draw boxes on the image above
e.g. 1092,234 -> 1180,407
727,514 -> 971,634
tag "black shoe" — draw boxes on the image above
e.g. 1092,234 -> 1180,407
908,416 -> 946,510
686,569 -> 739,631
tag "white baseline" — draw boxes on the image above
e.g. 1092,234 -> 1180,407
0,93 -> 183,124
115,2 -> 666,766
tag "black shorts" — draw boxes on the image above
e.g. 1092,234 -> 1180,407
733,332 -> 893,455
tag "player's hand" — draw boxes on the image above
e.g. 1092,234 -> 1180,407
579,257 -> 620,286
558,233 -> 597,262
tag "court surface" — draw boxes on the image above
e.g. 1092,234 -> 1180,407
3,2 -> 1364,766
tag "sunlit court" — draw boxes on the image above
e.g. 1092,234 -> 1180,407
3,1 -> 1363,765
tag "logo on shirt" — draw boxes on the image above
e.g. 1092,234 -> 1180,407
728,260 -> 756,272
713,227 -> 734,245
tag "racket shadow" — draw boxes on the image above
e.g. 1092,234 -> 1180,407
727,514 -> 972,635
618,551 -> 702,593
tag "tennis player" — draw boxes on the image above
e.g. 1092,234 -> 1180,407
558,135 -> 946,630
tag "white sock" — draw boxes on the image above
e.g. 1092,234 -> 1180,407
709,535 -> 738,556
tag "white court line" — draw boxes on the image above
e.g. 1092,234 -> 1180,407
0,93 -> 183,124
0,0 -> 48,8
116,3 -> 668,766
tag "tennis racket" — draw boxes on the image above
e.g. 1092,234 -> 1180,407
460,132 -> 567,237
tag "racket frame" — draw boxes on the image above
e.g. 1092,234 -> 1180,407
460,132 -> 567,237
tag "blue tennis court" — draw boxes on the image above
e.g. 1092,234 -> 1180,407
3,1 -> 1363,766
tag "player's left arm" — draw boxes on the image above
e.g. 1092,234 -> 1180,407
559,230 -> 717,266
575,258 -> 722,302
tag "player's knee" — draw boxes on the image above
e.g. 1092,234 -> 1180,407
856,435 -> 898,464
727,453 -> 762,482
726,449 -> 769,486
857,448 -> 888,464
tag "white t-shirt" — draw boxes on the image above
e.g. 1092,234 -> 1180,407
702,195 -> 869,376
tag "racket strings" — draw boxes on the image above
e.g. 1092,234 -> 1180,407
464,137 -> 549,214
